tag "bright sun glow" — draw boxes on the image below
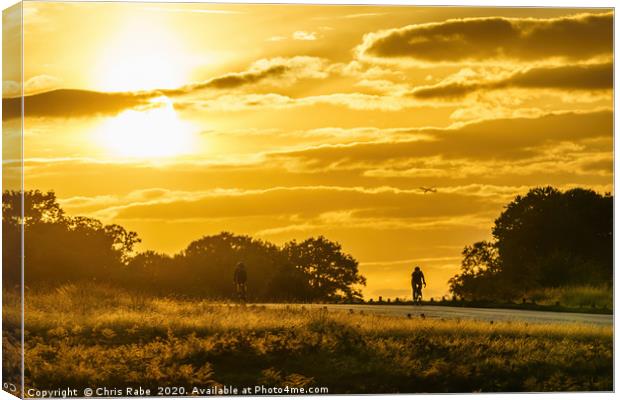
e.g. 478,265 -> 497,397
94,18 -> 191,92
97,97 -> 196,158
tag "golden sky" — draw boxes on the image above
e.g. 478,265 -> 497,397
3,2 -> 613,299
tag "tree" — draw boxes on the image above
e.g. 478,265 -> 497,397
178,232 -> 284,298
448,241 -> 507,301
265,262 -> 314,302
3,189 -> 65,226
2,191 -> 22,286
283,236 -> 366,301
450,187 -> 612,300
493,187 -> 612,288
2,190 -> 141,285
3,191 -> 367,302
125,251 -> 177,293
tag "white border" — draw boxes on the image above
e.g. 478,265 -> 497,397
0,2 -> 617,400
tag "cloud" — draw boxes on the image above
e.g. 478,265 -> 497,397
292,31 -> 318,41
4,57 -> 331,119
268,110 -> 612,171
342,13 -> 387,19
448,103 -> 549,123
184,64 -> 290,90
333,60 -> 406,80
184,91 -> 430,112
59,187 -> 215,216
356,79 -> 409,94
253,213 -> 492,239
267,31 -> 322,42
578,158 -> 613,175
55,185 -> 546,226
19,111 -> 611,185
362,150 -> 613,181
93,185 -> 500,223
357,12 -> 612,65
166,56 -> 328,94
2,89 -> 153,120
2,81 -> 21,97
410,63 -> 613,99
3,75 -> 64,97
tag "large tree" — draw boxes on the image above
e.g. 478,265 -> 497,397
450,187 -> 612,300
283,236 -> 366,301
177,232 -> 284,298
2,190 -> 141,285
176,233 -> 366,301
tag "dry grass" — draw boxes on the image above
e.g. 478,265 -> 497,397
2,284 -> 613,394
524,285 -> 612,309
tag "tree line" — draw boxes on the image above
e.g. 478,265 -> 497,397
449,187 -> 612,301
3,186 -> 610,303
2,190 -> 366,302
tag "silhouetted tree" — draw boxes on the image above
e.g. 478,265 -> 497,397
125,251 -> 177,294
448,241 -> 507,301
3,191 -> 366,302
3,189 -> 65,226
450,186 -> 612,300
2,190 -> 141,285
266,262 -> 315,302
283,236 -> 366,301
2,191 -> 22,286
177,232 -> 283,299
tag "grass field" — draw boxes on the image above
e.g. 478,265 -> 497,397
2,284 -> 613,394
523,285 -> 613,309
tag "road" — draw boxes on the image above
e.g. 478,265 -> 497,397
265,303 -> 612,326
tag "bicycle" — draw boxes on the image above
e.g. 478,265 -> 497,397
236,282 -> 247,303
412,283 -> 423,305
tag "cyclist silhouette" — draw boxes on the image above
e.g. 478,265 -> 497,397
411,266 -> 426,304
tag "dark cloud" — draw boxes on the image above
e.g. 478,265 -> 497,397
270,110 -> 612,165
358,12 -> 612,64
3,57 -> 328,119
578,158 -> 613,174
411,62 -> 613,99
2,62 -> 287,119
162,56 -> 327,96
2,89 -> 152,120
162,65 -> 290,96
506,63 -> 612,90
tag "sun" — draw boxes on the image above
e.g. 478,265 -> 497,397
96,97 -> 197,158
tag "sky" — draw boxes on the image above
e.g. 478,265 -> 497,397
2,2 -> 613,299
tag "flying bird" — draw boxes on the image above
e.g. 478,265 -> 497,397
419,187 -> 437,193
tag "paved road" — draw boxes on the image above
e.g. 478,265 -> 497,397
266,303 -> 612,326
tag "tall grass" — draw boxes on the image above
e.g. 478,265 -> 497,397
2,284 -> 613,394
524,285 -> 612,309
